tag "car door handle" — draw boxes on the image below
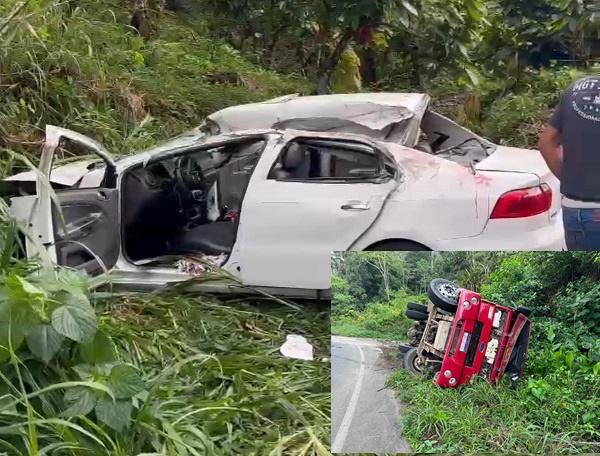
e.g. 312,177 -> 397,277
341,201 -> 370,211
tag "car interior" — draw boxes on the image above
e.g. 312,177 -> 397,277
418,110 -> 496,166
268,138 -> 394,181
121,138 -> 266,262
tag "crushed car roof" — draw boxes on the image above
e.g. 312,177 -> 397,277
207,92 -> 430,142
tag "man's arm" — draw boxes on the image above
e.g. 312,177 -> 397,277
538,124 -> 563,179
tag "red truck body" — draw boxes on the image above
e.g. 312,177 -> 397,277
435,288 -> 531,388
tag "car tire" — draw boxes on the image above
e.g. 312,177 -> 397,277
428,278 -> 460,313
405,309 -> 428,321
516,306 -> 532,317
366,240 -> 429,251
403,347 -> 423,376
407,302 -> 428,314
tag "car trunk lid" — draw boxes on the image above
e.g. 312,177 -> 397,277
475,145 -> 561,220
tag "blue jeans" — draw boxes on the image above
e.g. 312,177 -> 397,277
562,206 -> 600,250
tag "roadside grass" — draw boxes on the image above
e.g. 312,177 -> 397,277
388,349 -> 600,454
331,292 -> 426,342
0,193 -> 330,455
330,322 -> 406,341
99,292 -> 331,455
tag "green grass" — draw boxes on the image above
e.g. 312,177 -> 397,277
98,292 -> 331,455
330,323 -> 406,341
331,292 -> 426,342
388,360 -> 600,454
0,0 -> 308,172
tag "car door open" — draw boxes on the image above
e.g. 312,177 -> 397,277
10,125 -> 120,275
237,134 -> 400,290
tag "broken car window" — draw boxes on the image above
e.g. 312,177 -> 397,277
268,139 -> 384,182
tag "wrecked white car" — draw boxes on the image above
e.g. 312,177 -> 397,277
2,93 -> 564,298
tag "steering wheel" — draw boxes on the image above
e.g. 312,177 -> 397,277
175,155 -> 205,192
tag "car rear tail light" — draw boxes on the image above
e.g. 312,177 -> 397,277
490,184 -> 552,219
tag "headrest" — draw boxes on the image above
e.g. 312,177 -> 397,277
281,143 -> 306,170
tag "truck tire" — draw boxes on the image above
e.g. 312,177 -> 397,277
403,347 -> 423,375
407,302 -> 428,314
428,278 -> 460,313
405,309 -> 428,321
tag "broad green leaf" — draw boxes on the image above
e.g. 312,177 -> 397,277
2,275 -> 44,325
108,364 -> 145,399
33,268 -> 89,300
62,387 -> 96,417
565,351 -> 575,369
51,303 -> 97,343
80,331 -> 116,364
95,395 -> 133,432
26,324 -> 64,363
6,274 -> 45,300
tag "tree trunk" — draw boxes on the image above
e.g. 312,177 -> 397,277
359,46 -> 377,87
266,25 -> 286,67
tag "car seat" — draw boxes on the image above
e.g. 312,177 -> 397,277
271,143 -> 310,179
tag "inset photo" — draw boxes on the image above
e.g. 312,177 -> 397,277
331,251 -> 600,454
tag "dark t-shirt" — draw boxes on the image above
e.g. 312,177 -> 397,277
551,76 -> 600,201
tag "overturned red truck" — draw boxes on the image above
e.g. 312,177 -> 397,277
400,279 -> 532,388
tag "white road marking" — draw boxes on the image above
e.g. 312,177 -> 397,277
331,342 -> 366,453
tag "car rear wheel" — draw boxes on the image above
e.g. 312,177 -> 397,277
403,347 -> 423,376
407,302 -> 428,314
405,309 -> 428,321
428,278 -> 460,313
366,240 -> 429,251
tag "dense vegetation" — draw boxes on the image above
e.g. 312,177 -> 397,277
331,251 -> 600,453
1,0 -> 599,173
2,0 -> 600,454
0,207 -> 330,454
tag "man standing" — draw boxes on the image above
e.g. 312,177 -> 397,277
538,75 -> 600,250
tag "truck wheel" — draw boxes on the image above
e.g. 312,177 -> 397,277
428,278 -> 459,313
403,347 -> 423,375
407,302 -> 428,314
405,309 -> 428,321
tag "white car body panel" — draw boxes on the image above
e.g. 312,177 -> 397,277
237,132 -> 399,289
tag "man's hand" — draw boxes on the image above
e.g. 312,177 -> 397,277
538,124 -> 563,179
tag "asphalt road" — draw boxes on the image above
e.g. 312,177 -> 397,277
331,335 -> 412,454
